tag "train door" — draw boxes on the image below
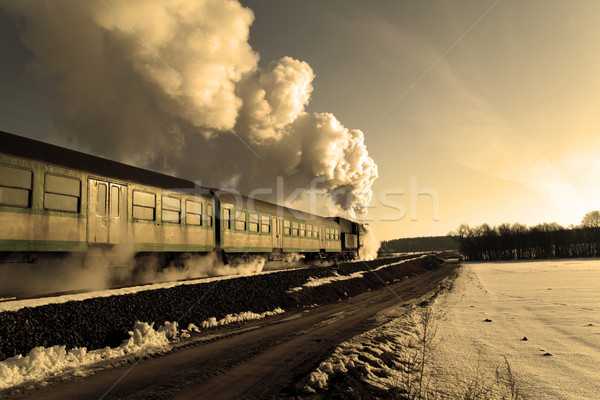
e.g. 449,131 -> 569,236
272,216 -> 282,248
88,179 -> 127,244
319,226 -> 326,249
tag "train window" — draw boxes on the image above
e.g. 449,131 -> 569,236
313,226 -> 319,238
283,219 -> 291,235
299,223 -> 306,237
186,200 -> 202,226
307,224 -> 312,238
133,190 -> 155,221
97,184 -> 107,216
44,174 -> 81,213
110,186 -> 120,217
223,208 -> 231,229
207,204 -> 213,227
292,221 -> 299,236
162,196 -> 181,223
249,213 -> 259,232
326,227 -> 330,240
261,215 -> 270,233
0,164 -> 32,208
235,210 -> 247,231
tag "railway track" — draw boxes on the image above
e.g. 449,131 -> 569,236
0,255 -> 427,307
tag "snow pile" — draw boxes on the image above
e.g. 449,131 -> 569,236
287,271 -> 365,292
0,321 -> 173,390
304,309 -> 422,393
0,307 -> 285,390
200,308 -> 285,328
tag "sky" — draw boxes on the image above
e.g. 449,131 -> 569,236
1,1 -> 600,241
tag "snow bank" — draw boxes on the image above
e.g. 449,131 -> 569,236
287,271 -> 365,292
0,307 -> 285,390
304,308 -> 427,394
303,269 -> 520,398
288,257 -> 425,292
0,321 -> 172,389
200,308 -> 285,328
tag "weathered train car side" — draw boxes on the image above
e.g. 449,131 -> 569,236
0,131 -> 217,259
125,184 -> 215,253
1,130 -> 362,265
0,155 -> 87,254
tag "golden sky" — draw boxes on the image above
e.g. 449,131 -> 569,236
242,0 -> 600,239
1,0 -> 599,241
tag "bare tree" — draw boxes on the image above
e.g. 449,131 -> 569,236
581,211 -> 600,228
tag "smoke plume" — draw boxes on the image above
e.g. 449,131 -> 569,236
359,225 -> 380,261
0,249 -> 266,297
4,0 -> 378,215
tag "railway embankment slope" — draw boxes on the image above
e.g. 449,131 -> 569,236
0,255 -> 445,361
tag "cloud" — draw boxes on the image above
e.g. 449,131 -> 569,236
235,56 -> 314,142
3,0 -> 378,215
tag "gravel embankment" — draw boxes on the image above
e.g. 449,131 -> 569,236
0,255 -> 444,361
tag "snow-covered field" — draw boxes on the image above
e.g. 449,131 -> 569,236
306,259 -> 600,399
432,259 -> 600,399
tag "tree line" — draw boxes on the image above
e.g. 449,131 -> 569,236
379,236 -> 460,255
450,211 -> 600,261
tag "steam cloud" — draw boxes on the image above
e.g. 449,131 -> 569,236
4,0 -> 378,215
360,225 -> 380,261
0,248 -> 266,296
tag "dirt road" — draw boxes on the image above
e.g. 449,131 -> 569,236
10,263 -> 457,400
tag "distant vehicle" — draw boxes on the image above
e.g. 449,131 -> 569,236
0,131 -> 363,266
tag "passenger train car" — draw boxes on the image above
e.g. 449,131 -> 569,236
0,131 -> 363,265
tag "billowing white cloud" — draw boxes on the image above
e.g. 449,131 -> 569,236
3,0 -> 378,214
95,0 -> 258,132
288,113 -> 378,213
236,56 -> 314,142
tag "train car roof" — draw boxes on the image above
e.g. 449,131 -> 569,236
0,130 -> 194,190
0,130 -> 352,225
213,190 -> 339,225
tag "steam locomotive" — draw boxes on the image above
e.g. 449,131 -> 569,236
0,131 -> 364,266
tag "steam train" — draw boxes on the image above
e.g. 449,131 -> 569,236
0,131 -> 364,266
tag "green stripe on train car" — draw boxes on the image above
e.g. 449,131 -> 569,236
133,243 -> 215,252
221,246 -> 273,253
0,239 -> 87,252
282,247 -> 320,253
